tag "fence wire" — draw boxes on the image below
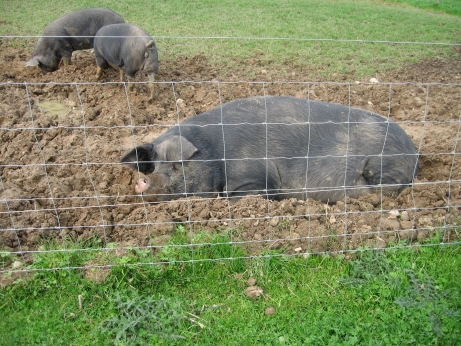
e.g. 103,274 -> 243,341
1,77 -> 461,274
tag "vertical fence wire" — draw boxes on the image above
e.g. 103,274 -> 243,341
0,79 -> 460,274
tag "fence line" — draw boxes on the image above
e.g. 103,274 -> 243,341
3,34 -> 461,46
1,79 -> 460,273
1,240 -> 459,274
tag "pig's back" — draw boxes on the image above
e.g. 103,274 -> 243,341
176,96 -> 416,159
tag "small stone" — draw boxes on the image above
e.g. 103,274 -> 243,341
294,247 -> 302,252
399,220 -> 413,230
329,215 -> 336,224
291,232 -> 300,240
176,98 -> 186,116
418,216 -> 433,227
12,261 -> 22,268
261,70 -> 267,74
380,218 -> 400,231
64,100 -> 77,108
361,225 -> 372,233
176,98 -> 186,107
400,211 -> 410,221
388,209 -> 400,219
369,77 -> 379,83
414,97 -> 424,107
377,236 -> 387,247
270,217 -> 280,227
265,307 -> 276,316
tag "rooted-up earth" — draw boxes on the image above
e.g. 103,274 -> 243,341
1,40 -> 460,265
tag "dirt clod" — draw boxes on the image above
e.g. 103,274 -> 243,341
246,277 -> 257,286
244,286 -> 264,300
265,307 -> 276,316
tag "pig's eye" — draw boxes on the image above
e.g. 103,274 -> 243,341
133,161 -> 155,174
143,162 -> 155,174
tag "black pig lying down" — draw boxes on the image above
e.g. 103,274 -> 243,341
121,96 -> 418,203
25,8 -> 125,73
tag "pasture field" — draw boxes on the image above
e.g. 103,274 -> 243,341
1,0 -> 460,78
0,0 -> 461,344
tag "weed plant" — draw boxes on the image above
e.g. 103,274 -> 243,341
97,293 -> 192,345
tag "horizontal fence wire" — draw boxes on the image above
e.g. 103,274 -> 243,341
3,241 -> 457,275
1,77 -> 461,274
4,34 -> 461,46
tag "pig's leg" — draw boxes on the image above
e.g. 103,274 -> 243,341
61,50 -> 72,67
147,72 -> 156,100
126,72 -> 136,93
95,66 -> 103,80
226,161 -> 282,198
119,69 -> 126,82
95,57 -> 109,80
227,180 -> 284,199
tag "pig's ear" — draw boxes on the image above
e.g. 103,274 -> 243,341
156,135 -> 198,162
25,57 -> 41,67
145,41 -> 156,58
120,143 -> 154,172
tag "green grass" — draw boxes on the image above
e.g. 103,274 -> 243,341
1,229 -> 460,345
1,0 -> 460,78
384,0 -> 461,16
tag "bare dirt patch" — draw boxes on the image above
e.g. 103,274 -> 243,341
1,40 -> 460,264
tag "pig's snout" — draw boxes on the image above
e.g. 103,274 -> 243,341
135,178 -> 149,194
130,173 -> 173,202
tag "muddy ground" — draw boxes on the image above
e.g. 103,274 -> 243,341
1,40 -> 461,268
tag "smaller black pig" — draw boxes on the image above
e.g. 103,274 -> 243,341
26,8 -> 125,73
121,96 -> 419,203
94,23 -> 159,100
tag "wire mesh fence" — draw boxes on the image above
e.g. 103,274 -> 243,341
1,36 -> 461,275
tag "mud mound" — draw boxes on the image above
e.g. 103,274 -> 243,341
1,40 -> 460,264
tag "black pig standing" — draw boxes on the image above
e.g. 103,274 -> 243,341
26,8 -> 125,73
94,23 -> 159,100
121,96 -> 418,203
